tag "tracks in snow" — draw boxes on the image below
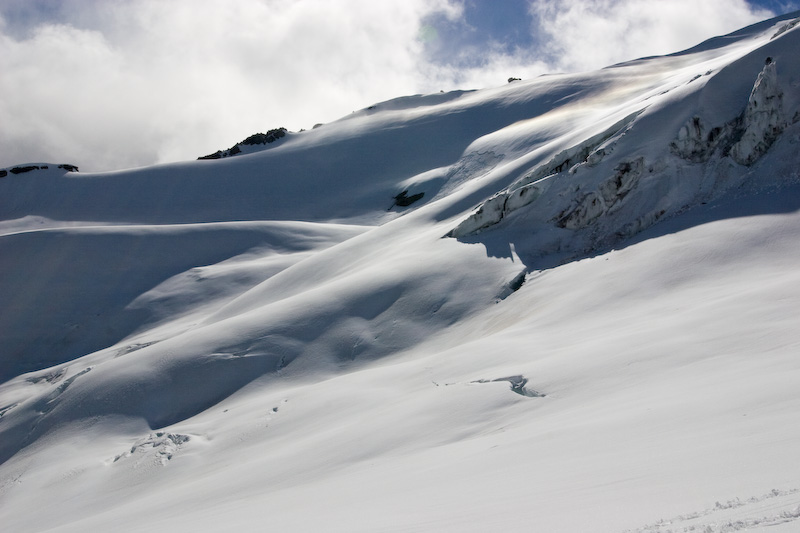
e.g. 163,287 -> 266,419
627,487 -> 800,533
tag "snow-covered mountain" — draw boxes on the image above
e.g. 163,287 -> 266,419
2,12 -> 800,532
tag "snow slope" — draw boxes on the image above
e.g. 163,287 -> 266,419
1,11 -> 800,532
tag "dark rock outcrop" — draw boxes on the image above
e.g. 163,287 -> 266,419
1,164 -> 78,177
10,165 -> 40,174
391,190 -> 425,208
198,127 -> 288,160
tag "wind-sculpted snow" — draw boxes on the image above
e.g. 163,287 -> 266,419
0,220 -> 369,381
1,11 -> 800,533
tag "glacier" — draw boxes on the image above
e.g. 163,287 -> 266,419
1,11 -> 800,533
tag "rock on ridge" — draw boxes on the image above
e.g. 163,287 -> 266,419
198,127 -> 287,160
0,164 -> 78,178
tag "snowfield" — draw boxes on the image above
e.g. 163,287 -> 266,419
2,12 -> 800,532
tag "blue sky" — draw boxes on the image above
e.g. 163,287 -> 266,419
1,0 -> 798,171
419,0 -> 798,73
750,0 -> 800,12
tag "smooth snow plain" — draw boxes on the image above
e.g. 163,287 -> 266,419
1,12 -> 800,533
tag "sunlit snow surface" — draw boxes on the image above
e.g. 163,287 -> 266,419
2,13 -> 800,533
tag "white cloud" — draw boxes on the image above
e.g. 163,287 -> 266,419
414,0 -> 777,98
0,0 -> 459,171
529,0 -> 774,72
0,0 -> 782,171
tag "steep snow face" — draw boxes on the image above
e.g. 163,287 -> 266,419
669,58 -> 794,167
1,11 -> 800,533
731,59 -> 788,164
448,23 -> 800,261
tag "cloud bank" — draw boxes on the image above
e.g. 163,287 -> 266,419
529,0 -> 774,72
0,0 -> 787,171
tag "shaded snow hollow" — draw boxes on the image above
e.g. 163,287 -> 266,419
2,11 -> 800,533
